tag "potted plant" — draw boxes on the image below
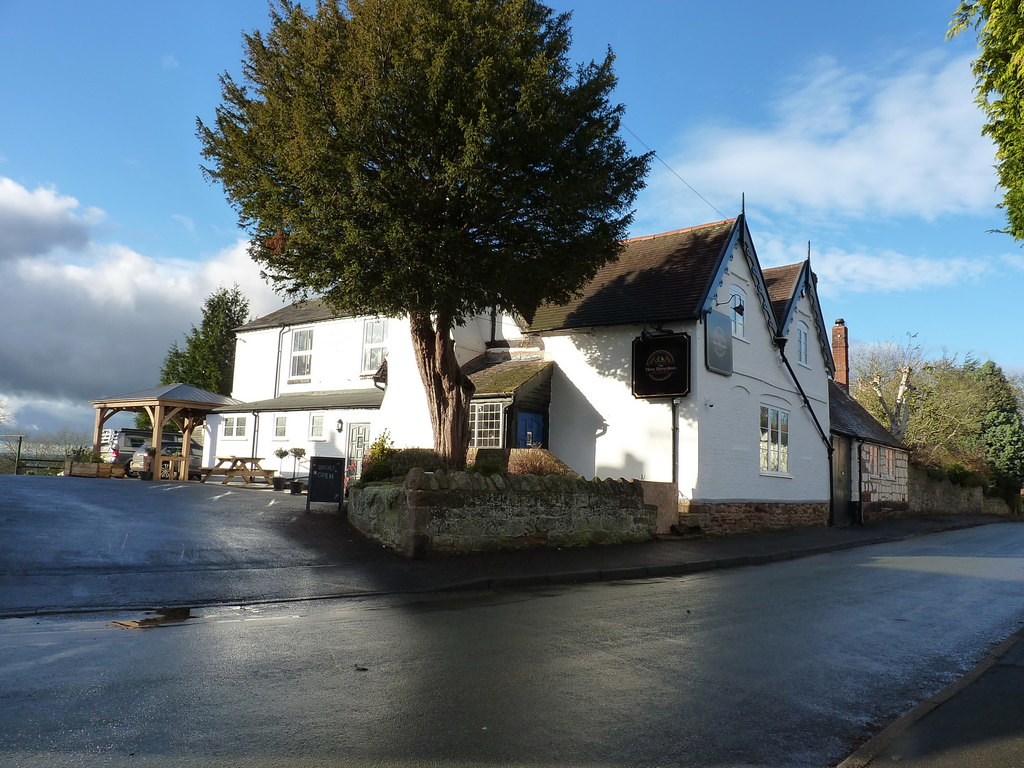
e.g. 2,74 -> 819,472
273,447 -> 290,490
289,447 -> 307,493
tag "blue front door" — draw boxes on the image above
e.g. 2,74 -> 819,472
516,412 -> 546,448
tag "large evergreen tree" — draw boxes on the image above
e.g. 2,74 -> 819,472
949,1 -> 1024,240
161,285 -> 251,395
197,0 -> 650,469
976,361 -> 1024,496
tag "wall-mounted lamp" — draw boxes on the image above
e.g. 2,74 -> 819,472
714,298 -> 744,315
336,419 -> 345,433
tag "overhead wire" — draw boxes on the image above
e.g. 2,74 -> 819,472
623,122 -> 728,221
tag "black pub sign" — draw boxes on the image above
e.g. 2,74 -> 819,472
631,332 -> 691,398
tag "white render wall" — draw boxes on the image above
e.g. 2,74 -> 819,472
692,256 -> 830,504
207,311 -> 519,467
545,243 -> 830,505
546,328 -> 676,483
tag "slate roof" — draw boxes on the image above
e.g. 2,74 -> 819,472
214,388 -> 384,413
465,359 -> 552,397
828,381 -> 904,449
762,262 -> 804,329
236,298 -> 348,332
92,383 -> 242,406
528,218 -> 738,332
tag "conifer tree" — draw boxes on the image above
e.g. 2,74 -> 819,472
197,0 -> 650,469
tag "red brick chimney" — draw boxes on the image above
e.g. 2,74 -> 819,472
832,319 -> 849,390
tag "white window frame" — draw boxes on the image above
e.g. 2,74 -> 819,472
290,328 -> 313,378
759,405 -> 789,475
223,416 -> 248,439
796,322 -> 810,366
361,318 -> 388,375
273,415 -> 288,440
729,286 -> 746,339
469,401 -> 504,448
309,412 -> 326,441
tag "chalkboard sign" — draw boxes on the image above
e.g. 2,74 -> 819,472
306,456 -> 346,512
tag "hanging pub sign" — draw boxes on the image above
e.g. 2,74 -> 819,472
632,332 -> 691,398
705,310 -> 734,376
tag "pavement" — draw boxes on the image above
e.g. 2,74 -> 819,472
3,474 -> 1024,765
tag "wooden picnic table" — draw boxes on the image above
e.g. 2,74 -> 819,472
199,456 -> 276,485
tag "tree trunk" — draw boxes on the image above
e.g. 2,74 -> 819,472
408,311 -> 475,470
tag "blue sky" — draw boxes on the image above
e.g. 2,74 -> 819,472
0,0 -> 1015,435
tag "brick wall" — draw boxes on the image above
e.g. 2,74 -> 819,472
349,468 -> 657,557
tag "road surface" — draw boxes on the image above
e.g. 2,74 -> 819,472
2,524 -> 1024,767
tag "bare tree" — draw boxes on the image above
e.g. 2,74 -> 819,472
850,334 -> 923,442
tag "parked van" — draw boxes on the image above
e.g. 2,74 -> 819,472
100,428 -> 190,470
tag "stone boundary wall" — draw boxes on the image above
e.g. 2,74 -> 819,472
678,501 -> 828,537
349,468 -> 656,557
905,465 -> 1012,518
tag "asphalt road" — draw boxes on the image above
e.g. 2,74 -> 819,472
3,524 -> 1024,767
0,476 -> 400,614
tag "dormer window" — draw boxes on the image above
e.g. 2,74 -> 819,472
290,328 -> 313,378
729,286 -> 746,338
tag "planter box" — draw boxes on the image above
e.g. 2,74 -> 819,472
63,461 -> 127,479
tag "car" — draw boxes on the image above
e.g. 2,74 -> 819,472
129,441 -> 204,480
101,428 -> 190,471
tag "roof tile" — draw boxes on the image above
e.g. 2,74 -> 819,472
528,219 -> 737,332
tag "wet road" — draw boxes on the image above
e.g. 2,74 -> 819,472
0,476 -> 401,614
3,524 -> 1024,767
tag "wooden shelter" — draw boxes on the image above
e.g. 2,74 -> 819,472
90,384 -> 241,463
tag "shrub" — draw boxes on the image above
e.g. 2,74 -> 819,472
467,456 -> 505,475
361,431 -> 397,477
357,438 -> 441,484
389,448 -> 442,476
69,446 -> 101,462
945,462 -> 985,488
507,448 -> 579,477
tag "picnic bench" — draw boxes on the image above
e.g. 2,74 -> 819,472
199,456 -> 276,485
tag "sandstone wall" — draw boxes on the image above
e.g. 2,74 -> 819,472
678,501 -> 828,537
349,468 -> 656,557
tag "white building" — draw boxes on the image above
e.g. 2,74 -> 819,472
206,214 -> 838,527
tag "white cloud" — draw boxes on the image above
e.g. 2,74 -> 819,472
162,54 -> 180,70
0,177 -> 104,261
635,51 -> 999,233
755,231 -> 991,297
0,176 -> 285,434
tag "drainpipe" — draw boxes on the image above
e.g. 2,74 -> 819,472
855,439 -> 865,526
274,326 -> 289,398
775,337 -> 835,525
671,398 -> 680,485
251,411 -> 259,459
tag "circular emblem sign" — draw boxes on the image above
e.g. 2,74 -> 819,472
711,325 -> 729,358
645,350 -> 676,381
